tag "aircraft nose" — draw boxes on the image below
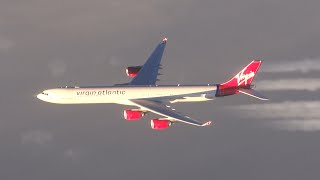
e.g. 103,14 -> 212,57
37,93 -> 45,101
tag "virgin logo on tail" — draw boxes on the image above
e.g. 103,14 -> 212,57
220,60 -> 262,88
235,70 -> 255,86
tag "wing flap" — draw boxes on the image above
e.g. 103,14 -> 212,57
130,99 -> 212,127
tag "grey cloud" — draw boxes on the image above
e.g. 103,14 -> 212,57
108,56 -> 124,67
0,37 -> 14,52
231,101 -> 320,132
21,130 -> 53,145
270,120 -> 320,132
261,58 -> 320,73
232,101 -> 320,119
256,78 -> 320,91
48,59 -> 67,78
63,148 -> 82,161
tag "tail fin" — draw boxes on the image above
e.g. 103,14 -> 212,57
216,60 -> 268,100
220,60 -> 262,88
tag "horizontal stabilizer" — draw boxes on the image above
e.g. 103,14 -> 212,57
239,88 -> 269,100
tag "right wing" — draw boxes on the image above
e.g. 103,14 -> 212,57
128,38 -> 167,85
130,99 -> 212,127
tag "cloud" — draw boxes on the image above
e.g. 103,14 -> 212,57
108,56 -> 124,67
63,148 -> 82,161
270,120 -> 320,132
256,78 -> 320,91
21,130 -> 53,145
233,101 -> 320,119
48,59 -> 67,77
230,101 -> 320,132
261,58 -> 320,73
0,37 -> 14,52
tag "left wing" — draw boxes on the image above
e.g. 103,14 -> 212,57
130,99 -> 212,127
129,38 -> 167,85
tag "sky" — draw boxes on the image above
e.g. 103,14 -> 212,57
1,0 -> 320,179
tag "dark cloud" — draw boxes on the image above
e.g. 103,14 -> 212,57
1,0 -> 320,179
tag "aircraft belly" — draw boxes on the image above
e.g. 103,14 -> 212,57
41,86 -> 216,104
170,95 -> 215,103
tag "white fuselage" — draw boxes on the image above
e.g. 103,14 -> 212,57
37,85 -> 217,105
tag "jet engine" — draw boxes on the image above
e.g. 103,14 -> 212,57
126,66 -> 142,77
150,119 -> 172,130
123,110 -> 145,120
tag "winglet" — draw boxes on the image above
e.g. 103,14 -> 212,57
162,37 -> 168,43
201,121 -> 212,126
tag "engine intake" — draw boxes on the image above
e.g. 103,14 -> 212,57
151,119 -> 172,130
123,110 -> 145,120
126,66 -> 142,77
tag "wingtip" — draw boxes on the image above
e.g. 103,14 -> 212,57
253,59 -> 263,63
162,37 -> 168,43
202,121 -> 212,126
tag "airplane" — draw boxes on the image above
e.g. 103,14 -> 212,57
37,38 -> 268,130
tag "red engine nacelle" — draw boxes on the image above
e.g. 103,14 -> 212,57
123,110 -> 145,120
126,66 -> 142,77
150,119 -> 172,130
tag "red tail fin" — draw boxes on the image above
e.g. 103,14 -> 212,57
221,60 -> 262,88
216,60 -> 262,97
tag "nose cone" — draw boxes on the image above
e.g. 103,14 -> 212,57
37,93 -> 46,101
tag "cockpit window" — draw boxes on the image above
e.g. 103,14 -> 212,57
42,92 -> 48,95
